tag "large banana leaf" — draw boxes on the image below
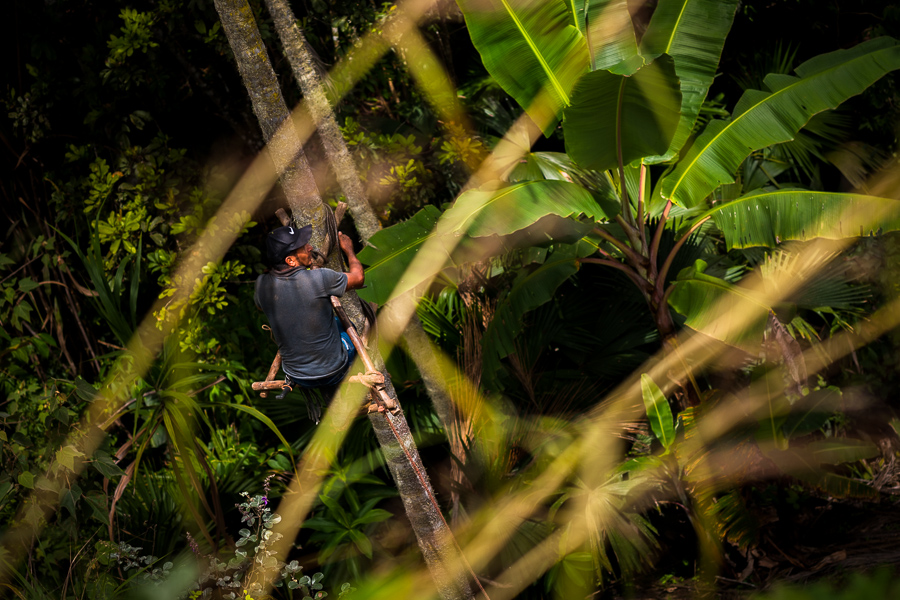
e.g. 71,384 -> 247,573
564,54 -> 682,172
667,259 -> 770,349
457,0 -> 589,135
507,151 -> 620,217
437,179 -> 614,236
764,446 -> 879,499
482,242 -> 595,387
702,188 -> 900,250
357,181 -> 615,304
574,0 -> 641,73
661,37 -> 900,207
356,205 -> 449,305
639,0 -> 739,163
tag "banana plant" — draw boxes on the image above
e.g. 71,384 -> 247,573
357,0 -> 900,393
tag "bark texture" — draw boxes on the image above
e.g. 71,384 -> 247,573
213,0 -> 322,220
369,409 -> 474,600
264,0 -> 382,242
215,2 -> 473,598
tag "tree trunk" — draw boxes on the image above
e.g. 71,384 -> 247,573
214,2 -> 473,598
213,0 -> 322,221
264,0 -> 381,242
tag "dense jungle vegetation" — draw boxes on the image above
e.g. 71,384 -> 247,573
2,0 -> 900,598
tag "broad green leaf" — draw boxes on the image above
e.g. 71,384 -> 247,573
574,0 -> 640,72
482,242 -> 595,387
438,180 -> 613,237
352,508 -> 394,526
35,476 -> 59,493
90,451 -> 126,479
356,205 -> 446,305
667,259 -> 770,349
457,0 -> 589,134
303,517 -> 344,533
56,445 -> 86,472
359,182 -> 614,305
18,471 -> 34,489
348,529 -> 374,559
640,374 -> 675,449
807,439 -> 880,464
320,494 -> 351,527
640,0 -> 740,162
507,151 -> 620,217
661,37 -> 900,207
702,188 -> 900,249
564,54 -> 682,172
782,387 -> 842,439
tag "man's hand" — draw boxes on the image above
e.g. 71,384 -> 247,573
339,232 -> 365,290
338,232 -> 355,254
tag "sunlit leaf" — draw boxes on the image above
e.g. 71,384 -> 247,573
640,374 -> 675,449
457,0 -> 589,134
564,55 -> 682,172
661,37 -> 900,206
640,0 -> 740,162
667,259 -> 770,349
703,188 -> 900,249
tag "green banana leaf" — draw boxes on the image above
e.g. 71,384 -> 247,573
667,259 -> 770,349
807,439 -> 881,464
457,0 -> 589,135
640,0 -> 740,163
574,0 -> 641,72
507,151 -> 620,217
661,37 -> 900,207
765,446 -> 878,499
640,374 -> 675,450
564,54 -> 682,172
356,205 -> 451,305
482,241 -> 595,388
781,387 -> 842,439
358,181 -> 615,304
702,188 -> 900,249
438,179 -> 613,236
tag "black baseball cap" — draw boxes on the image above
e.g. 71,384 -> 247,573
266,224 -> 312,264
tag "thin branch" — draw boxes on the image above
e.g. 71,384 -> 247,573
592,227 -> 645,268
580,258 -> 653,294
637,163 -> 647,249
649,199 -> 673,273
656,216 -> 711,294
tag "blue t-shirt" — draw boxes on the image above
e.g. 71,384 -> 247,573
254,267 -> 349,380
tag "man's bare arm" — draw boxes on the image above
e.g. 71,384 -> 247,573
339,232 -> 365,290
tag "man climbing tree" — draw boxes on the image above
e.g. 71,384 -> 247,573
255,224 -> 365,421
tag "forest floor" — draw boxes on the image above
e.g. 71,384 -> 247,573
618,493 -> 900,599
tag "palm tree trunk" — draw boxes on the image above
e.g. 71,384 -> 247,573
264,0 -> 381,242
213,2 -> 473,598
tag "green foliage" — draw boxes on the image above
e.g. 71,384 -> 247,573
661,38 -> 900,206
564,55 -> 683,171
456,0 -> 589,134
751,568 -> 900,600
